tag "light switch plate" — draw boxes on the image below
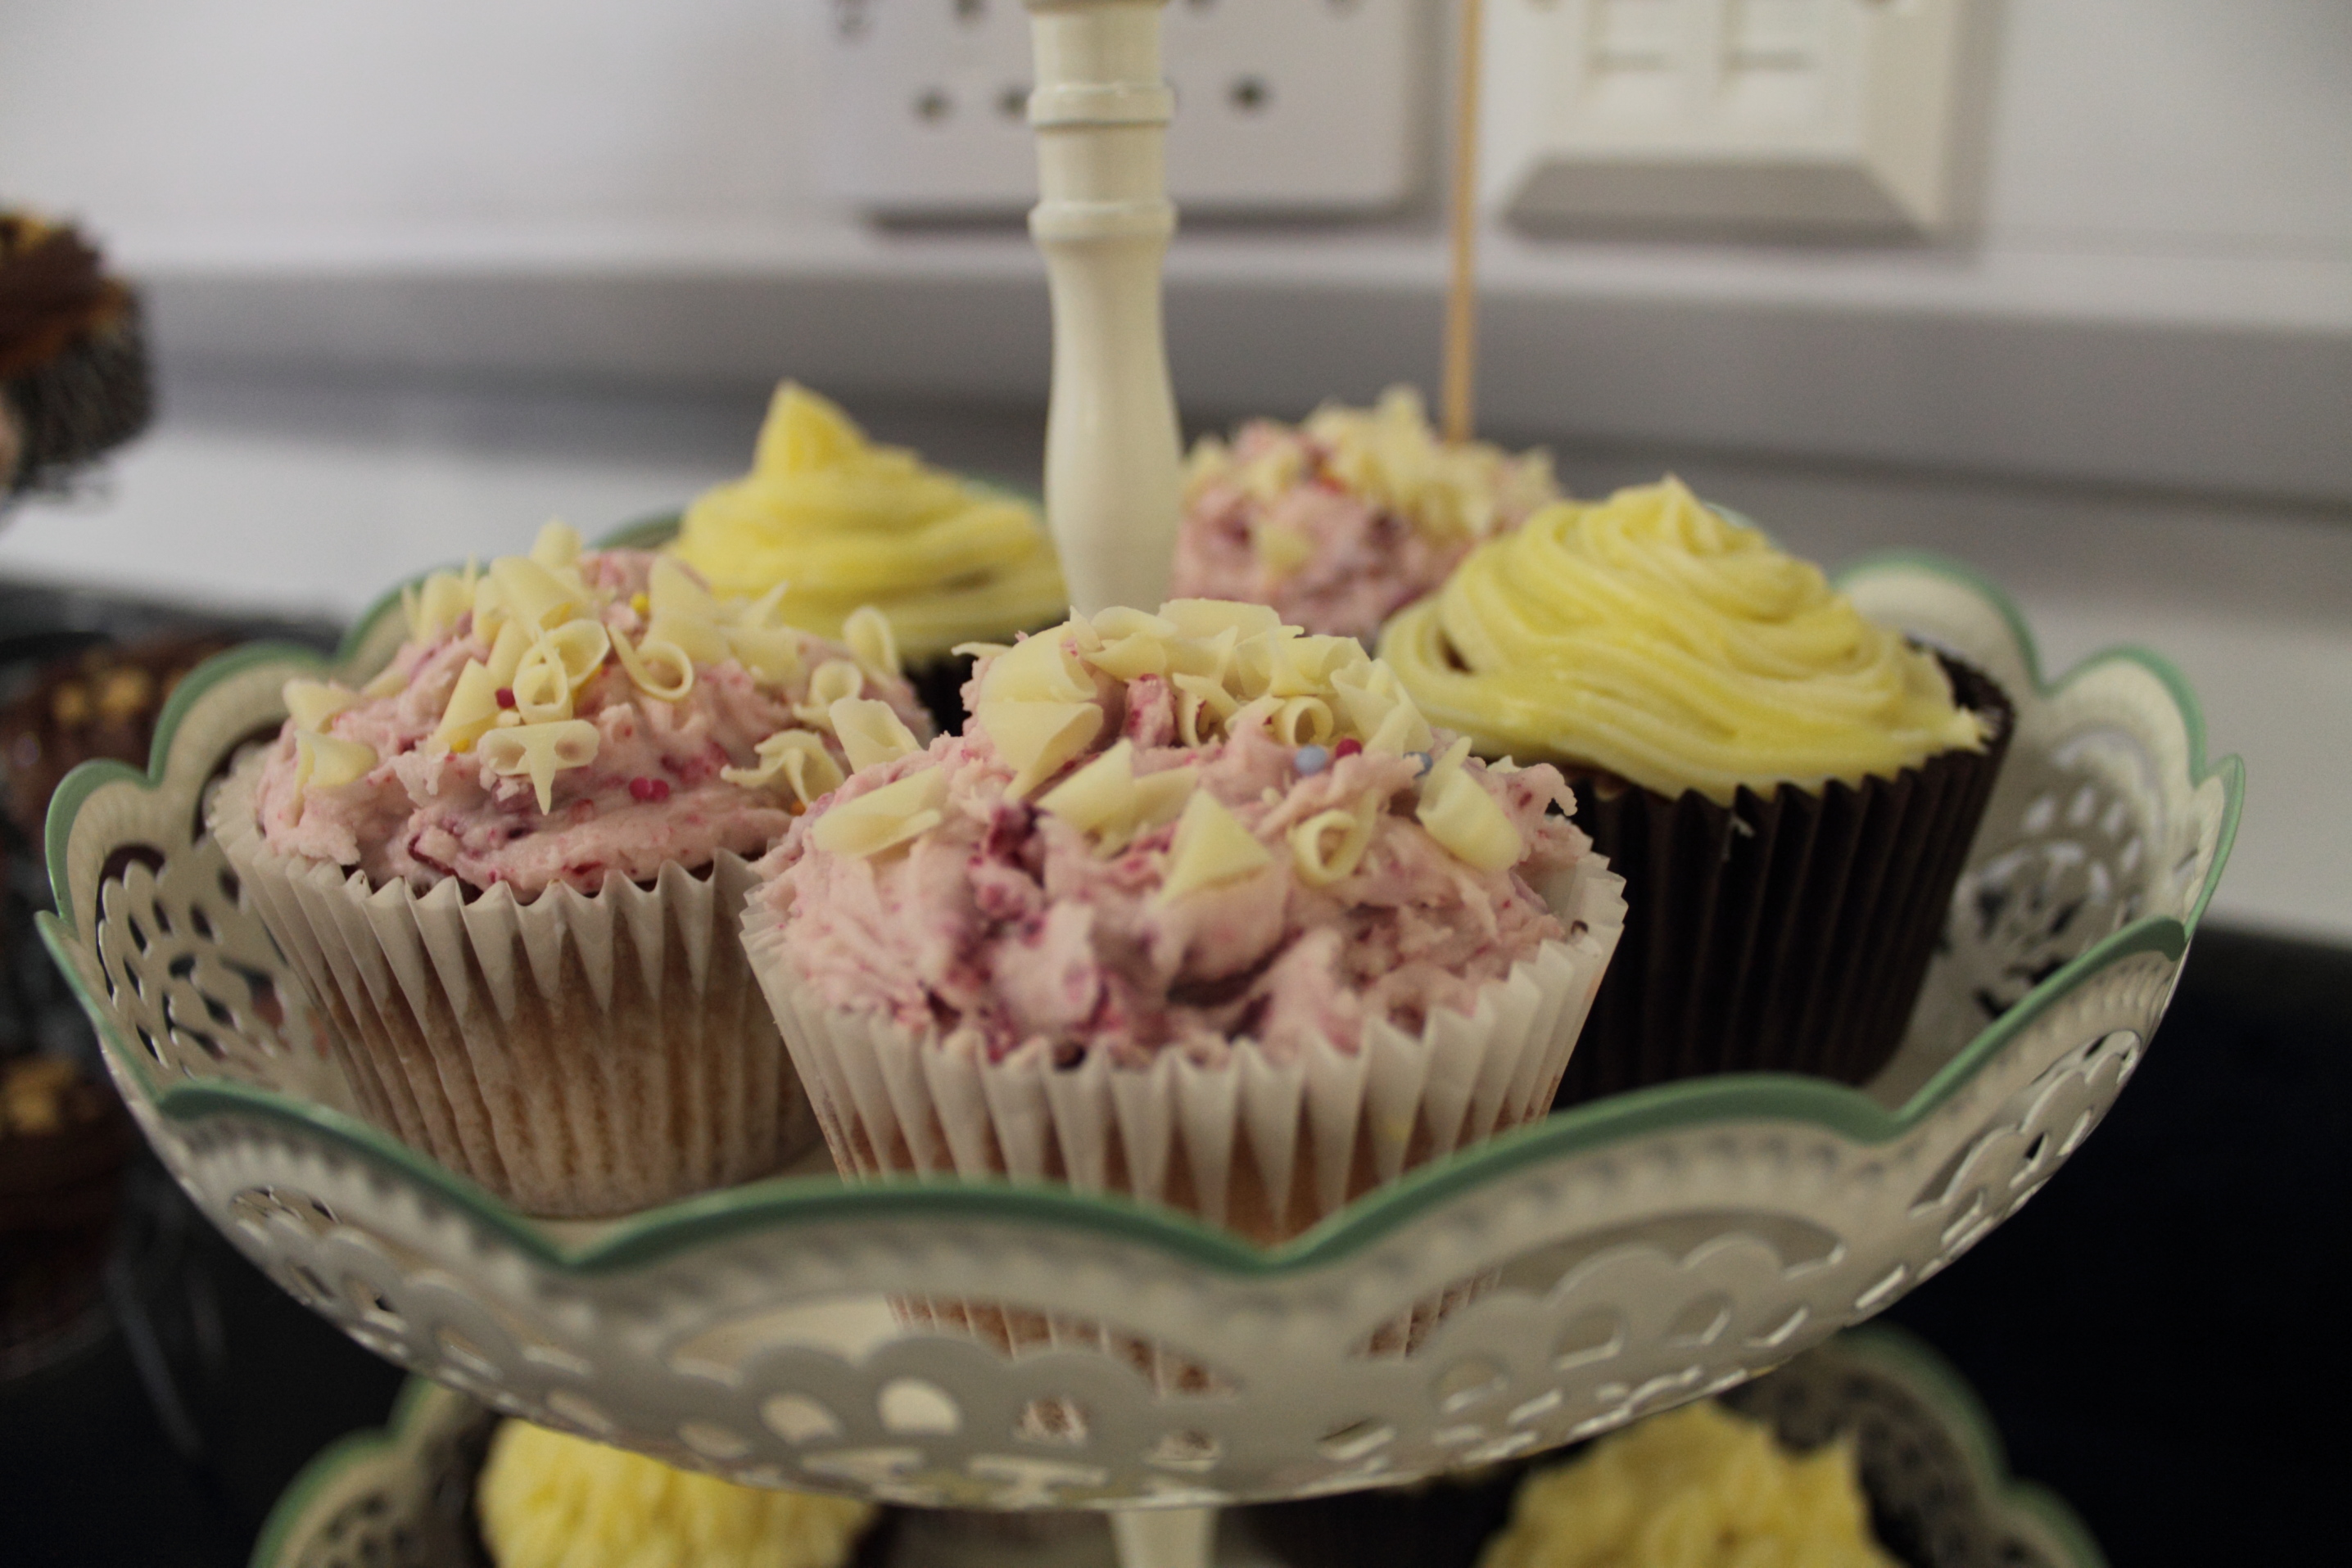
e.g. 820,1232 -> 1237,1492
816,0 -> 1430,218
1486,0 -> 1976,234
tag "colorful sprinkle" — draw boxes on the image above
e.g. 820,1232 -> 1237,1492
627,776 -> 672,803
1409,750 -> 1433,777
1295,744 -> 1331,776
1333,737 -> 1364,760
494,687 -> 516,709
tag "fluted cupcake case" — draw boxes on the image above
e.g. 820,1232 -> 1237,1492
213,758 -> 812,1218
749,859 -> 1626,1249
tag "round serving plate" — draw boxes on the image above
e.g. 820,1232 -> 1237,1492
37,554 -> 2237,1512
250,1326 -> 2105,1568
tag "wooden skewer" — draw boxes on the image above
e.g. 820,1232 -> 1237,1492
1441,0 -> 1486,445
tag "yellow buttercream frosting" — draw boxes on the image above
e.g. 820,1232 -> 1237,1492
671,383 -> 1068,663
1380,478 -> 1984,803
475,1419 -> 875,1568
1481,1401 -> 1899,1568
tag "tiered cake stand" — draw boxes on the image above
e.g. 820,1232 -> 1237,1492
38,6 -> 2238,1566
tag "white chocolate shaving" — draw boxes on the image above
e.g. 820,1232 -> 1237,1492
294,730 -> 378,793
1273,696 -> 1337,749
1289,793 -> 1380,887
795,659 -> 866,727
645,610 -> 730,667
979,698 -> 1105,799
484,617 -> 533,687
509,645 -> 574,725
1418,765 -> 1522,871
283,679 -> 356,732
610,630 -> 694,702
1161,599 -> 1284,643
490,555 -> 586,634
403,563 -> 477,644
830,698 -> 923,771
721,729 -> 844,807
535,619 -> 612,689
360,663 -> 406,699
1160,789 -> 1273,902
843,605 -> 902,682
723,624 -> 805,688
477,720 -> 599,815
1038,740 -> 1196,855
471,572 -> 509,645
810,766 -> 949,859
529,520 -> 582,568
648,555 -> 722,625
979,631 -> 1096,705
433,660 -> 504,753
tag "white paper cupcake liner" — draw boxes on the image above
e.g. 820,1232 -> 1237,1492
211,753 -> 814,1218
745,856 -> 1626,1245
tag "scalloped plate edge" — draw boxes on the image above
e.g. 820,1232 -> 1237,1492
38,557 -> 2242,1279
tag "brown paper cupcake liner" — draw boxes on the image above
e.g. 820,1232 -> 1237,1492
1551,656 -> 2013,1106
212,757 -> 815,1218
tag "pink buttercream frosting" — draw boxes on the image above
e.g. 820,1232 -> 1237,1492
251,549 -> 929,898
1171,398 -> 1558,644
751,652 -> 1592,1068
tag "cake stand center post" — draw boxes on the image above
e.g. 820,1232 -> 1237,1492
1111,1502 -> 1218,1568
1025,0 -> 1183,616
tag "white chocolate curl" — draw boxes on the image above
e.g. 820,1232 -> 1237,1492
829,698 -> 923,771
509,645 -> 573,725
432,661 -> 503,753
611,630 -> 694,703
528,519 -> 582,568
535,619 -> 612,690
1160,789 -> 1273,902
810,766 -> 949,859
294,730 -> 378,794
1038,739 -> 1195,855
283,679 -> 356,732
721,730 -> 844,807
981,698 -> 1104,799
843,604 -> 902,683
477,720 -> 599,816
794,660 -> 865,728
1289,794 -> 1378,887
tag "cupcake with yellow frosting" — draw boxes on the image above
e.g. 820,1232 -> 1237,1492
477,1417 -> 882,1568
1172,387 -> 1558,644
1481,1402 -> 1899,1568
743,599 -> 1625,1244
211,524 -> 930,1215
1382,478 -> 2011,1099
670,383 -> 1067,730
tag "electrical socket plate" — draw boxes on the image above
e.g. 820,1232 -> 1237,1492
1484,0 -> 1973,233
817,0 -> 1428,218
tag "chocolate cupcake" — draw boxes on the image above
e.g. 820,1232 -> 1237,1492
0,1054 -> 134,1367
669,383 -> 1067,732
0,212 -> 152,503
1383,478 -> 2011,1101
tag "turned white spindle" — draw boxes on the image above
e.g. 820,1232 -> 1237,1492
1026,0 -> 1183,616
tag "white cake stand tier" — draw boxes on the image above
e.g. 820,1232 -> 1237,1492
41,558 -> 2237,1516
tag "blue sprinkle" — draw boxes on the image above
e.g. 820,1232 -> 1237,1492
1409,750 -> 1434,776
1295,744 -> 1331,776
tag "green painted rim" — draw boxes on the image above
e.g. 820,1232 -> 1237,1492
247,1377 -> 451,1568
41,554 -> 2243,1280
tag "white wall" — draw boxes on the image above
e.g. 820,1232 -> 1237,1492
5,1 -> 2350,496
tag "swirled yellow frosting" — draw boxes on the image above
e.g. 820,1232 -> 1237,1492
671,383 -> 1067,662
1481,1401 -> 1898,1568
1381,478 -> 1984,803
476,1419 -> 875,1568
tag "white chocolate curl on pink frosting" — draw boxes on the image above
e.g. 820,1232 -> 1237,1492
253,547 -> 929,898
751,609 -> 1591,1069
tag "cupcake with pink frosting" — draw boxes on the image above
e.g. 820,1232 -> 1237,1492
743,599 -> 1625,1245
212,525 -> 931,1216
1171,387 -> 1559,645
